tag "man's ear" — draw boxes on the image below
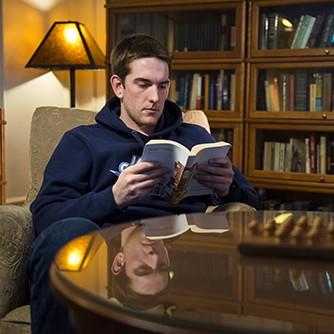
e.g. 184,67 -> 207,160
110,75 -> 124,99
111,252 -> 124,275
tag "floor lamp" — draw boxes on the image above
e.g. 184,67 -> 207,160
25,21 -> 105,107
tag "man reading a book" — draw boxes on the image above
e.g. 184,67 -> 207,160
26,33 -> 259,334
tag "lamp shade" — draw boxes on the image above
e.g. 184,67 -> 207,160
25,21 -> 105,70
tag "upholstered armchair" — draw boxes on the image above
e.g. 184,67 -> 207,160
0,106 -> 211,334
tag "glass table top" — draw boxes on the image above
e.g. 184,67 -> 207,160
52,210 -> 334,334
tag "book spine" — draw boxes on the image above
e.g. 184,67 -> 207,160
322,73 -> 332,111
308,13 -> 326,48
196,75 -> 202,110
273,77 -> 279,111
295,69 -> 308,111
310,135 -> 316,173
315,73 -> 323,112
309,77 -> 316,112
305,137 -> 310,173
267,13 -> 278,50
264,80 -> 271,111
320,135 -> 327,174
290,75 -> 295,111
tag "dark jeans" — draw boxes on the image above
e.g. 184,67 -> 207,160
25,218 -> 100,334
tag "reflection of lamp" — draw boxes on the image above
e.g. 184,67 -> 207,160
55,233 -> 103,271
25,21 -> 105,107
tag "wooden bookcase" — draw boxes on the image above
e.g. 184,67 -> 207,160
105,0 -> 247,170
105,0 -> 334,210
245,0 -> 334,210
0,109 -> 5,205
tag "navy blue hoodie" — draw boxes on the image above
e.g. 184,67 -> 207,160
31,97 -> 259,235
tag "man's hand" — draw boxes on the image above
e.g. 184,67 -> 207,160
112,161 -> 170,209
193,157 -> 234,198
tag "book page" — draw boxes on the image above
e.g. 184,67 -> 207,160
186,212 -> 230,233
142,214 -> 189,240
179,142 -> 231,198
141,140 -> 189,203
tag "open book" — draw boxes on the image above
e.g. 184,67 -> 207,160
142,213 -> 230,240
141,139 -> 231,205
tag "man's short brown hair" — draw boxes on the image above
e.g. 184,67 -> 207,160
111,33 -> 172,85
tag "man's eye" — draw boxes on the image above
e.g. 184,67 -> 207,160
159,85 -> 167,89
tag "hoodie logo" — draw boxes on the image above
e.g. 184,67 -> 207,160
109,155 -> 141,177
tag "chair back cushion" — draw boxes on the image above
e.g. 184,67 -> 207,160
25,107 -> 97,206
24,107 -> 210,206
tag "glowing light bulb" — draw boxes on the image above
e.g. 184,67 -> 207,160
64,26 -> 80,44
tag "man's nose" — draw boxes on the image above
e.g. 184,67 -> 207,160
149,86 -> 159,102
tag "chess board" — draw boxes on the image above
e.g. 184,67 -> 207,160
238,213 -> 334,260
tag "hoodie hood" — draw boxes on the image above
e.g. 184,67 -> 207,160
95,96 -> 183,143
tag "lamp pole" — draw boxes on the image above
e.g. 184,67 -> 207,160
70,68 -> 75,108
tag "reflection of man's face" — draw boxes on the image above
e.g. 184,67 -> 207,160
113,225 -> 170,295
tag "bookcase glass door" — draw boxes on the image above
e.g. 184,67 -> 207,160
249,62 -> 334,119
169,69 -> 236,112
251,0 -> 334,57
251,127 -> 334,178
114,8 -> 236,55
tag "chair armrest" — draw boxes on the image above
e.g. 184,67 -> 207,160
0,205 -> 35,319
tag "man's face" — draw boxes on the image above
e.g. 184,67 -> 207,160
117,57 -> 170,136
123,225 -> 170,295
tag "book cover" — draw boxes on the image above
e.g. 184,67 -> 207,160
299,15 -> 316,48
142,212 -> 229,240
141,139 -> 231,205
322,73 -> 332,111
267,13 -> 279,49
295,15 -> 316,49
295,69 -> 308,111
290,138 -> 305,173
290,15 -> 305,49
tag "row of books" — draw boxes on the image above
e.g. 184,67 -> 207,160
262,135 -> 334,175
258,69 -> 334,112
169,71 -> 236,111
259,7 -> 334,50
118,12 -> 236,53
261,199 -> 334,213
